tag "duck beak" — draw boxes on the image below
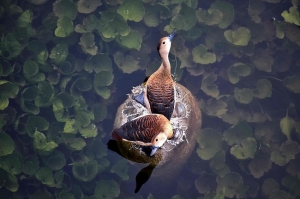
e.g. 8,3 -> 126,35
168,30 -> 177,41
150,146 -> 159,156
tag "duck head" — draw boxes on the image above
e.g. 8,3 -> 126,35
157,30 -> 177,58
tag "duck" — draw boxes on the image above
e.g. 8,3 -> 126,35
135,30 -> 176,120
111,114 -> 173,156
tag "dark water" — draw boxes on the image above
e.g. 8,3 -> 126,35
0,0 -> 300,198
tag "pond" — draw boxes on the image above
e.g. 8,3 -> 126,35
0,0 -> 300,198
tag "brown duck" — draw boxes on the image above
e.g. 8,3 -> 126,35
111,114 -> 173,156
135,31 -> 176,120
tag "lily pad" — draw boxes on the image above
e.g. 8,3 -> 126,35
98,11 -> 130,39
196,8 -> 223,26
224,121 -> 253,146
53,0 -> 77,20
251,49 -> 273,72
22,154 -> 39,176
79,124 -> 97,138
33,130 -> 58,153
253,79 -> 272,99
216,172 -> 247,198
72,160 -> 98,182
249,155 -> 272,178
283,72 -> 300,93
55,16 -> 74,37
0,33 -> 22,60
78,0 -> 102,14
75,14 -> 98,33
224,27 -> 251,46
270,140 -> 300,166
35,167 -> 54,185
196,128 -> 223,160
209,1 -> 234,29
117,0 -> 145,22
281,6 -> 300,26
114,52 -> 139,73
49,43 -> 69,65
94,180 -> 120,198
110,159 -> 129,180
280,116 -> 295,140
35,82 -> 54,107
70,78 -> 92,97
52,92 -> 75,122
0,132 -> 15,157
93,71 -> 114,87
143,3 -> 170,27
0,169 -> 19,192
84,54 -> 113,73
26,116 -> 49,137
230,138 -> 257,159
79,32 -> 98,55
168,3 -> 196,31
87,139 -> 107,159
227,63 -> 252,84
43,150 -> 66,171
116,30 -> 142,50
0,153 -> 22,175
192,44 -> 216,64
234,88 -> 253,104
201,73 -> 219,98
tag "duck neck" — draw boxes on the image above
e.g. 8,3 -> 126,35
159,53 -> 171,76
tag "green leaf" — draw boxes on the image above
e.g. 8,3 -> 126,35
43,150 -> 66,170
0,169 -> 19,192
224,27 -> 251,46
93,71 -> 114,87
0,153 -> 22,175
209,1 -> 234,29
35,167 -> 54,185
33,130 -> 58,152
0,95 -> 8,110
53,0 -> 77,20
72,160 -> 98,182
84,54 -> 113,73
110,159 -> 129,180
57,190 -> 75,199
192,44 -> 216,64
227,63 -> 252,84
35,81 -> 54,107
116,30 -> 142,50
113,52 -> 139,73
234,88 -> 253,104
230,138 -> 257,159
71,78 -> 92,97
224,121 -> 253,146
0,132 -> 15,156
22,154 -> 39,176
196,8 -> 223,26
283,72 -> 300,93
281,6 -> 300,26
280,116 -> 295,140
17,10 -> 33,27
249,155 -> 272,178
216,172 -> 247,198
79,32 -> 98,55
49,43 -> 69,65
63,119 -> 78,134
201,73 -> 219,98
55,16 -> 74,37
92,104 -> 107,122
0,80 -> 19,99
117,0 -> 145,22
98,11 -> 130,39
143,3 -> 170,27
78,0 -> 102,14
26,116 -> 49,137
94,180 -> 120,198
79,124 -> 98,138
196,128 -> 223,160
75,14 -> 98,33
251,50 -> 273,72
169,3 -> 196,31
253,79 -> 272,99
0,33 -> 22,60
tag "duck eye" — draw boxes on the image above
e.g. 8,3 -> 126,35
156,139 -> 158,141
163,41 -> 165,44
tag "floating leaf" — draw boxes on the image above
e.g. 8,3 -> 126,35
35,82 -> 54,107
283,72 -> 300,93
93,71 -> 114,88
87,139 -> 107,159
227,63 -> 252,84
224,121 -> 253,146
49,43 -> 69,65
78,0 -> 102,14
22,154 -> 39,176
251,50 -> 273,72
53,0 -> 77,20
0,33 -> 22,60
33,130 -> 58,152
249,155 -> 272,178
270,140 -> 300,166
55,16 -> 74,37
63,135 -> 86,150
110,159 -> 129,180
79,124 -> 97,138
216,172 -> 247,198
70,78 -> 92,97
196,8 -> 223,26
280,116 -> 295,140
26,116 -> 49,137
98,11 -> 130,39
117,0 -> 145,22
201,73 -> 219,98
230,138 -> 257,159
0,169 -> 19,192
79,32 -> 98,55
234,88 -> 253,104
116,30 -> 142,50
94,180 -> 120,198
204,98 -> 228,118
63,119 -> 78,134
196,128 -> 223,160
168,3 -> 196,31
281,6 -> 300,26
75,14 -> 98,33
84,54 -> 113,73
0,132 -> 15,156
43,150 -> 66,170
0,80 -> 19,99
0,153 -> 22,175
143,3 -> 170,27
224,27 -> 251,46
35,167 -> 54,185
114,52 -> 139,73
209,1 -> 234,29
253,79 -> 272,99
72,160 -> 98,182
192,44 -> 216,64
17,9 -> 33,27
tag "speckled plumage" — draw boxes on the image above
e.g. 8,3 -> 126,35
143,31 -> 176,120
111,114 -> 173,155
